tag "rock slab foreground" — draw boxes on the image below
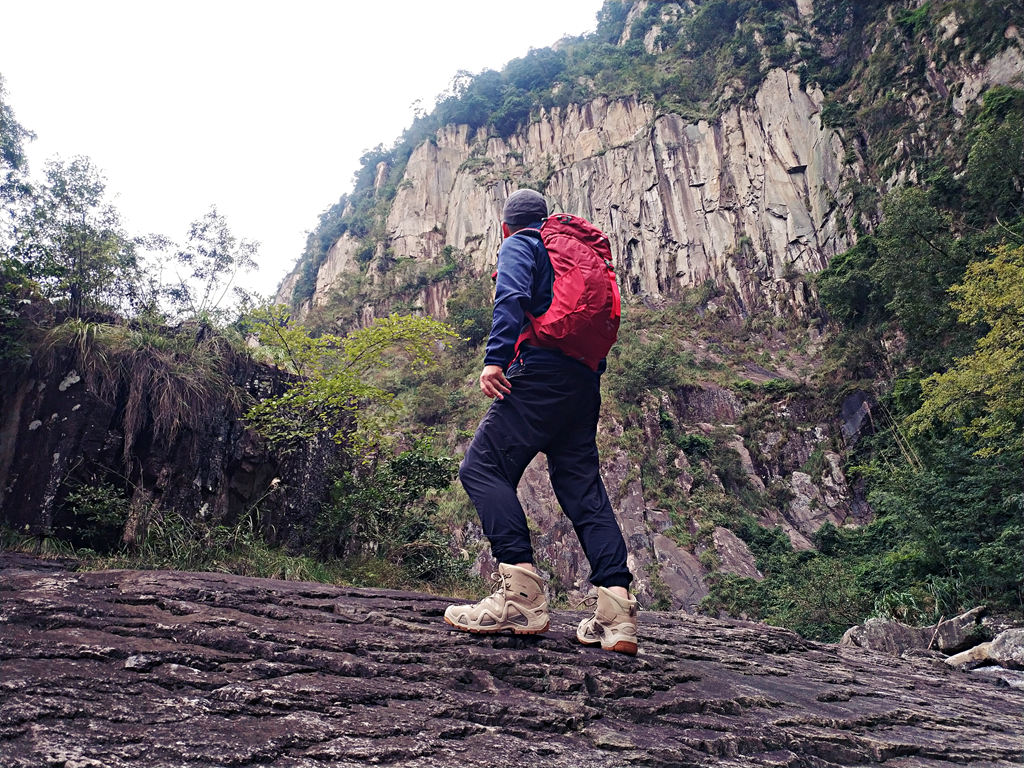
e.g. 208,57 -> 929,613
1,553 -> 1022,767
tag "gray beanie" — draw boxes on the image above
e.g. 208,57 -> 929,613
502,189 -> 548,227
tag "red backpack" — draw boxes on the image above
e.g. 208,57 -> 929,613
515,214 -> 621,371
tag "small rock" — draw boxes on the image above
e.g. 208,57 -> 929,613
124,654 -> 160,671
970,666 -> 1024,690
945,642 -> 993,669
58,370 -> 81,391
988,627 -> 1024,670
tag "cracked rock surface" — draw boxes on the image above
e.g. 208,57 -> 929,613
1,553 -> 1022,767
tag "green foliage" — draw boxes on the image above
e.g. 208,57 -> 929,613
871,188 -> 968,365
812,65 -> 1024,619
0,256 -> 37,363
687,0 -> 744,54
944,0 -> 1024,60
291,195 -> 351,306
965,87 -> 1024,224
317,440 -> 465,585
0,73 -> 33,218
800,446 -> 828,478
864,440 -> 1023,613
763,557 -> 872,640
702,526 -> 872,642
445,275 -> 493,347
126,510 -> 338,582
7,156 -> 140,318
676,432 -> 714,460
872,589 -> 927,624
894,3 -> 931,38
818,185 -> 995,371
166,206 -> 258,322
245,307 -> 457,451
816,236 -> 882,328
595,1 -> 630,43
606,336 -> 687,403
703,403 -> 1023,638
57,482 -> 132,553
5,489 -> 343,584
910,245 -> 1024,456
819,99 -> 855,128
733,378 -> 799,397
801,0 -> 887,90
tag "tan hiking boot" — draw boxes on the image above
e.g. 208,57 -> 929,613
577,586 -> 638,656
444,563 -> 549,635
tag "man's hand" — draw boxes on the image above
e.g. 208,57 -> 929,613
479,364 -> 511,400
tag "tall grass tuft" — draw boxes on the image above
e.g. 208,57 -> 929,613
37,317 -> 246,466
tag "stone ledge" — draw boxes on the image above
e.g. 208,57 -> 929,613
1,553 -> 1022,767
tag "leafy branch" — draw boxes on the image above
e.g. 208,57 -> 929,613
245,307 -> 458,452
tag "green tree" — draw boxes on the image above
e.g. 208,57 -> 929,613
167,206 -> 258,321
607,336 -> 684,403
0,73 -> 33,228
0,78 -> 36,361
0,257 -> 37,363
8,156 -> 139,318
870,188 -> 969,366
909,244 -> 1024,456
866,440 -> 1024,614
445,275 -> 493,347
816,235 -> 882,327
965,87 -> 1024,224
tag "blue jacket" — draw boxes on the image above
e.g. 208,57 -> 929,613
483,221 -> 553,369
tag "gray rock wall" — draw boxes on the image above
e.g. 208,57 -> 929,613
375,69 -> 854,317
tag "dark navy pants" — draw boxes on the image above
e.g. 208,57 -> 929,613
459,348 -> 633,589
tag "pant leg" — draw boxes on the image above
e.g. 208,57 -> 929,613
545,384 -> 633,590
459,370 -> 570,565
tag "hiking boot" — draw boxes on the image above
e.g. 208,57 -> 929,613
444,563 -> 549,635
577,586 -> 638,656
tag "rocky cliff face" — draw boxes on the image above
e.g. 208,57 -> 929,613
397,70 -> 849,311
283,68 -> 855,319
280,7 -> 1024,319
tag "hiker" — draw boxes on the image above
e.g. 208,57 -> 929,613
444,189 -> 639,656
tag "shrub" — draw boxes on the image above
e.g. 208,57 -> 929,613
317,441 -> 465,585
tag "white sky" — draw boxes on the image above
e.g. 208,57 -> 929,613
1,0 -> 606,298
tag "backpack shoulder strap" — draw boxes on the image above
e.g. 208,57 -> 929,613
513,227 -> 543,241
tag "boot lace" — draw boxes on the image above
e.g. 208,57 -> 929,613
572,594 -> 598,610
487,570 -> 510,597
571,592 -> 644,611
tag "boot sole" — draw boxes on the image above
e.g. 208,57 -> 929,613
444,616 -> 549,635
578,637 -> 638,656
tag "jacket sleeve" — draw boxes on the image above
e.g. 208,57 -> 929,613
484,234 -> 537,368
